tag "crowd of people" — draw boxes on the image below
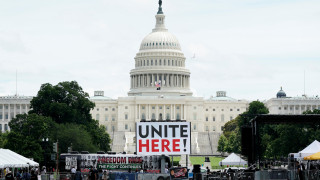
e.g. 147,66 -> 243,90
1,167 -> 42,180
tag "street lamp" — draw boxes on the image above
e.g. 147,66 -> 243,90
42,138 -> 49,169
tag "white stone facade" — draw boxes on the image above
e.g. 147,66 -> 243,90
0,96 -> 32,132
91,90 -> 248,154
89,7 -> 250,154
266,96 -> 320,115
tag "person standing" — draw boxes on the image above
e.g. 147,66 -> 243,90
5,170 -> 14,180
71,167 -> 76,180
30,171 -> 38,180
22,170 -> 31,180
102,170 -> 108,180
296,161 -> 304,180
16,170 -> 22,180
74,168 -> 83,180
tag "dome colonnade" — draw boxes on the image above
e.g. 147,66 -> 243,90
128,3 -> 192,96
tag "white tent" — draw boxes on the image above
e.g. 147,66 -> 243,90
0,149 -> 39,168
299,140 -> 320,158
219,153 -> 247,166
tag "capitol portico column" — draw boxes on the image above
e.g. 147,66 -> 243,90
14,103 -> 16,118
136,75 -> 138,88
161,74 -> 164,86
152,74 -> 154,87
171,104 -> 173,119
184,105 -> 187,120
8,104 -> 11,120
299,105 -> 301,114
156,105 -> 158,120
133,75 -> 135,88
187,76 -> 190,88
181,104 -> 183,119
166,74 -> 169,87
157,74 -> 159,84
148,105 -> 151,120
131,76 -> 134,88
141,75 -> 143,87
138,104 -> 140,120
2,105 -> 4,121
173,104 -> 176,120
142,74 -> 145,87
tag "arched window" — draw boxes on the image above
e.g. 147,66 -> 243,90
151,60 -> 153,65
141,113 -> 146,120
152,113 -> 156,120
159,113 -> 163,120
144,60 -> 145,66
164,59 -> 166,65
155,60 -> 157,66
159,60 -> 161,65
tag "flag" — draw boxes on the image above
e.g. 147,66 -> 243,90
156,81 -> 161,90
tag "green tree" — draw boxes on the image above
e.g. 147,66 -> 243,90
217,134 -> 227,153
5,114 -> 55,162
258,108 -> 320,159
53,123 -> 98,153
303,109 -> 320,115
0,132 -> 8,148
29,81 -> 111,152
238,101 -> 269,128
29,81 -> 95,125
222,118 -> 238,138
217,101 -> 269,155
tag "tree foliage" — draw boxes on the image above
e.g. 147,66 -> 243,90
29,81 -> 111,152
29,81 -> 95,125
219,104 -> 320,159
2,81 -> 111,163
218,101 -> 268,154
53,123 -> 98,153
0,132 -> 8,148
5,114 -> 54,162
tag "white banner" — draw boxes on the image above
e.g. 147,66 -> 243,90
136,122 -> 191,155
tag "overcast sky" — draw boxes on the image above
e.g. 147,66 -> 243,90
1,0 -> 319,101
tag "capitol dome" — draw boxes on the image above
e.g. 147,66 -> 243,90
128,3 -> 192,96
139,31 -> 181,51
276,87 -> 286,98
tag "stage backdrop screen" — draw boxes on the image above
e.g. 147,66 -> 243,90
136,122 -> 191,155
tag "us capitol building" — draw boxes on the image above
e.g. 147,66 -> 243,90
1,2 -> 320,155
89,3 -> 250,155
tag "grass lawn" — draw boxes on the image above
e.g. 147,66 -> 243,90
189,156 -> 225,169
